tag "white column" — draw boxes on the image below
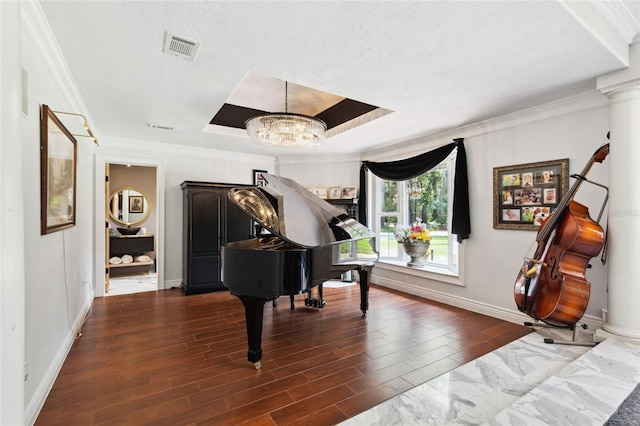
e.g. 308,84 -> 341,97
596,45 -> 640,342
0,1 -> 27,424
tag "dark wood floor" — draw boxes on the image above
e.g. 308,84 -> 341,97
36,283 -> 530,426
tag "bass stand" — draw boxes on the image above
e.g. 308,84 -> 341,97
524,320 -> 597,347
522,172 -> 607,349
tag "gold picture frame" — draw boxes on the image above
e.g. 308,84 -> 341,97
493,158 -> 569,231
341,186 -> 357,199
311,187 -> 328,199
40,104 -> 77,235
328,186 -> 342,199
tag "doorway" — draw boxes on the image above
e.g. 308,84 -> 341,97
94,155 -> 165,298
106,164 -> 157,296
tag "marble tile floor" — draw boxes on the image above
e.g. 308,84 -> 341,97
106,272 -> 157,296
341,327 -> 640,426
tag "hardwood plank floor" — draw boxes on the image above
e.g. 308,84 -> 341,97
35,284 -> 530,425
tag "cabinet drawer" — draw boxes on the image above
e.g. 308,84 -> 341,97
110,235 -> 154,255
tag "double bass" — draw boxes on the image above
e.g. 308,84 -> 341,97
514,143 -> 609,327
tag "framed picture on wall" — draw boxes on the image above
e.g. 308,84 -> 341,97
341,186 -> 357,199
311,187 -> 328,199
40,104 -> 77,235
253,169 -> 267,187
328,186 -> 342,199
493,158 -> 569,230
129,195 -> 144,213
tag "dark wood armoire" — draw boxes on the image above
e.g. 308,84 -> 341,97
180,181 -> 253,295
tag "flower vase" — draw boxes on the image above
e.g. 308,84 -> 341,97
403,242 -> 431,267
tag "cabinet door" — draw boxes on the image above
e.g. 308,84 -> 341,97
226,199 -> 253,243
186,190 -> 223,293
189,255 -> 220,288
190,190 -> 221,255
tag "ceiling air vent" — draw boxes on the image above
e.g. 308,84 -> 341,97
163,32 -> 200,62
149,124 -> 174,131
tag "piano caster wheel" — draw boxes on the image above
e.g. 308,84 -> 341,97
252,361 -> 262,369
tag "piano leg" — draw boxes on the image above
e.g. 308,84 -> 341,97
237,295 -> 267,369
359,267 -> 370,316
304,285 -> 326,308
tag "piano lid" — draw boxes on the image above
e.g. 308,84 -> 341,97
228,173 -> 374,248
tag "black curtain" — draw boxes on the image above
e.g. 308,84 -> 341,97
358,138 -> 470,242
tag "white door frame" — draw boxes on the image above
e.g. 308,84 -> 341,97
94,154 -> 165,298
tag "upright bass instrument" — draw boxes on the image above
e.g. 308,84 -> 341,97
514,143 -> 609,327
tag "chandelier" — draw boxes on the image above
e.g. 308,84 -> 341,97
245,81 -> 327,149
408,179 -> 424,200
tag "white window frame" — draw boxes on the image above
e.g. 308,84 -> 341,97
371,153 -> 462,281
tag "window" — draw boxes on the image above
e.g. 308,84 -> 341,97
373,153 -> 459,274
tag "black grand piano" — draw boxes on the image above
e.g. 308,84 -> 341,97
222,173 -> 378,368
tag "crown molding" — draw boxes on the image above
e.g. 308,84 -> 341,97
100,136 -> 277,164
589,0 -> 640,45
276,153 -> 361,166
365,90 -> 609,162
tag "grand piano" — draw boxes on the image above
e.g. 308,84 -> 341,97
222,173 -> 378,368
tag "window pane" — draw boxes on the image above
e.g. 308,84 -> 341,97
379,215 -> 398,257
383,181 -> 398,212
408,169 -> 448,229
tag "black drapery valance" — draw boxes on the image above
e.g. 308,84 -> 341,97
358,138 -> 470,242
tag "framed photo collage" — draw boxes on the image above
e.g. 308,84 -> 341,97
493,158 -> 569,231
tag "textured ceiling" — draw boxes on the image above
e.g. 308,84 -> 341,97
39,1 -> 640,158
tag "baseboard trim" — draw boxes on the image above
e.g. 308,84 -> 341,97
163,279 -> 184,291
26,298 -> 92,425
371,276 -> 602,332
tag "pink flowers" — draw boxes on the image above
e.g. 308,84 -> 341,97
396,224 -> 431,243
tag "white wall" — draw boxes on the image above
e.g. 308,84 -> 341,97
21,3 -> 97,423
277,154 -> 361,191
1,2 -> 27,424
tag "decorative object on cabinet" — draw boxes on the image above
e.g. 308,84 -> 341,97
181,181 -> 254,295
40,104 -> 77,235
326,197 -> 359,282
253,169 -> 267,187
327,198 -> 358,220
328,186 -> 341,199
310,187 -> 328,199
341,186 -> 357,199
493,158 -> 569,231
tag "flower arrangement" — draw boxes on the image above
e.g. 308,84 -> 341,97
396,223 -> 431,244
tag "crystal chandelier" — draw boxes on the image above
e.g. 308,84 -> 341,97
408,179 -> 424,200
245,81 -> 326,149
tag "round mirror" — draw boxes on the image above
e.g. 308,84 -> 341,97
108,187 -> 151,226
